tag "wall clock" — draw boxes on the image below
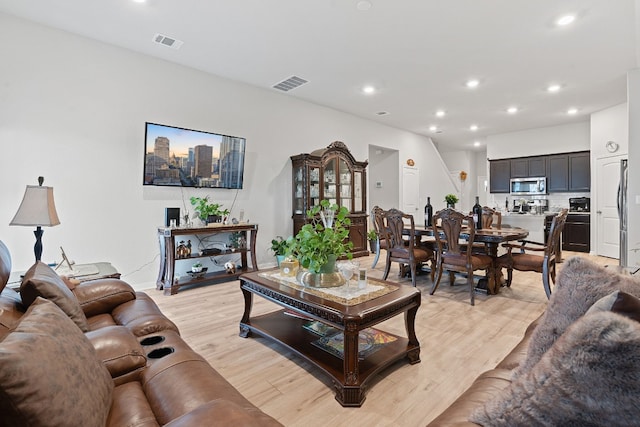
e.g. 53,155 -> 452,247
605,140 -> 619,153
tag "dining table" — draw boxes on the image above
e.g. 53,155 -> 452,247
407,224 -> 529,295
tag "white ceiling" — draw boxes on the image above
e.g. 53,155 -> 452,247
0,0 -> 636,151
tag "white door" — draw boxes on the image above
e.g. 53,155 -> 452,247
402,166 -> 420,215
596,155 -> 626,258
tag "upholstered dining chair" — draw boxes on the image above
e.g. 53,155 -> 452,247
370,206 -> 389,269
465,206 -> 501,255
382,208 -> 435,287
431,208 -> 493,306
497,208 -> 568,299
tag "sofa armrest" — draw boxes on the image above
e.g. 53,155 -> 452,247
73,279 -> 136,317
163,400 -> 282,427
86,325 -> 147,380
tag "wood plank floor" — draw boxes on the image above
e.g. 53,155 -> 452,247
147,251 -> 614,427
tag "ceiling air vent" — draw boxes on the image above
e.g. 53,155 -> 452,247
153,33 -> 184,50
273,76 -> 308,92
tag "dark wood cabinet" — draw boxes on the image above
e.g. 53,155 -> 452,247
528,157 -> 546,177
547,154 -> 569,192
510,158 -> 528,178
510,156 -> 546,178
489,159 -> 511,193
547,151 -> 590,192
291,141 -> 369,258
562,214 -> 590,252
569,152 -> 590,191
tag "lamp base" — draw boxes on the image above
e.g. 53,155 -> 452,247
33,226 -> 43,262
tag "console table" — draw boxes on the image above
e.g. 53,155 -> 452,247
156,224 -> 258,295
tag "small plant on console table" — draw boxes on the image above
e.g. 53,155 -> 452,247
270,236 -> 290,267
189,196 -> 230,224
288,199 -> 353,274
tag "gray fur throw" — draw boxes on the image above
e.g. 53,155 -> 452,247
513,256 -> 640,378
470,311 -> 640,426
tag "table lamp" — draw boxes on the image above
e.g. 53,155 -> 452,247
10,176 -> 60,262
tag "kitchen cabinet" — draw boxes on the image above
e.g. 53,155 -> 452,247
291,141 -> 369,258
510,156 -> 546,178
569,152 -> 590,191
489,159 -> 510,193
490,151 -> 589,194
547,154 -> 569,192
562,213 -> 590,252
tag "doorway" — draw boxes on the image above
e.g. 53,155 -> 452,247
368,145 -> 399,212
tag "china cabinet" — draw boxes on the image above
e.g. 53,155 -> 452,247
290,141 -> 369,258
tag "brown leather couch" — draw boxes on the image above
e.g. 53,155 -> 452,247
426,317 -> 540,426
427,256 -> 640,426
0,241 -> 281,427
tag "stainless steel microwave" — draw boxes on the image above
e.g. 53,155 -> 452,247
510,177 -> 547,195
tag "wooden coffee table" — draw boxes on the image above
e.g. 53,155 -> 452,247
239,270 -> 421,407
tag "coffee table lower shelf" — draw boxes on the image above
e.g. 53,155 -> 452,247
240,309 -> 417,407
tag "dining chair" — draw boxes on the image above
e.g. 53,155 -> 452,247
465,206 -> 501,254
497,208 -> 568,299
370,206 -> 389,268
382,208 -> 435,287
431,208 -> 493,306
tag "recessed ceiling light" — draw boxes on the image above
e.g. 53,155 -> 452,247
473,141 -> 481,147
362,85 -> 376,94
132,0 -> 146,3
470,124 -> 478,131
507,106 -> 518,114
556,15 -> 575,26
435,110 -> 446,118
547,84 -> 561,93
429,125 -> 438,132
466,79 -> 479,88
567,108 -> 578,115
357,1 -> 372,11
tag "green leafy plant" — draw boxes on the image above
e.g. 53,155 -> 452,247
190,196 -> 230,222
270,236 -> 289,256
367,229 -> 378,241
288,200 -> 353,273
444,194 -> 459,206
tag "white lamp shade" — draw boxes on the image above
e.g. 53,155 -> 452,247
10,185 -> 60,227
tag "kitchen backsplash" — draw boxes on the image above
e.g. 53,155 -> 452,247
489,192 -> 591,213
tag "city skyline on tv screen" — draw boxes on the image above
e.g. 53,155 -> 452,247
143,122 -> 245,189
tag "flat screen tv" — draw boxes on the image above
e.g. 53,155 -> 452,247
143,122 -> 246,189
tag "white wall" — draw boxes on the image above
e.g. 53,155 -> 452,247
0,13 -> 456,288
627,69 -> 640,267
486,122 -> 590,160
590,103 -> 629,159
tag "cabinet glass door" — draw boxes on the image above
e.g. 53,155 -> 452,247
339,159 -> 352,212
354,171 -> 363,212
324,159 -> 337,206
293,165 -> 304,214
310,166 -> 320,208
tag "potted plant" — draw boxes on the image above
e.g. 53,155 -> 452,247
367,229 -> 378,254
270,236 -> 289,267
444,194 -> 459,209
288,199 -> 353,281
190,196 -> 230,224
191,262 -> 203,273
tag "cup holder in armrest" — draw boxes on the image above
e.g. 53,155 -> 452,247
147,347 -> 174,359
140,336 -> 165,346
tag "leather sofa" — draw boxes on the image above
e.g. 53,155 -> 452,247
0,240 -> 281,427
427,256 -> 640,426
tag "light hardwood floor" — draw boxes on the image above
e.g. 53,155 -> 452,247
147,251 -> 614,427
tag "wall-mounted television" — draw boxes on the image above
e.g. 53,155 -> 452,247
143,122 -> 246,189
